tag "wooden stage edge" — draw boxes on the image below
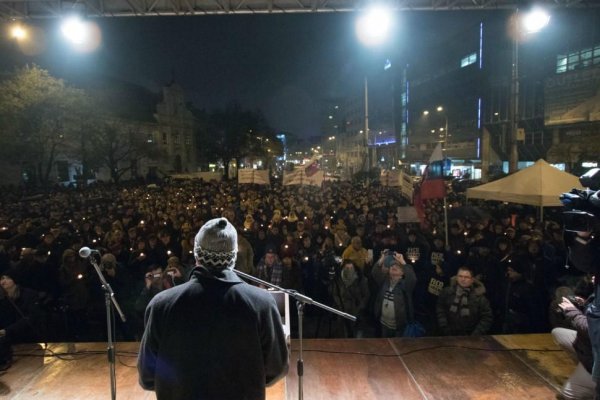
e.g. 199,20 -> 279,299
1,334 -> 575,400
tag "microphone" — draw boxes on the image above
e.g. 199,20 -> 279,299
79,247 -> 100,259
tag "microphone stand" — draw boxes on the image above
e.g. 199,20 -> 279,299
86,254 -> 127,400
234,270 -> 355,400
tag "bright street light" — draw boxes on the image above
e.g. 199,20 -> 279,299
423,106 -> 449,146
61,16 -> 89,45
509,8 -> 550,173
10,24 -> 27,40
59,16 -> 101,52
355,6 -> 393,47
355,5 -> 394,176
522,8 -> 551,34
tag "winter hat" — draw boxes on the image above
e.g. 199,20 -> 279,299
194,218 -> 238,270
1,268 -> 22,285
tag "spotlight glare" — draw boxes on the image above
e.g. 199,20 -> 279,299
522,8 -> 550,34
61,16 -> 88,45
11,25 -> 27,40
355,6 -> 393,47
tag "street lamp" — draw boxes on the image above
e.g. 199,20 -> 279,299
509,7 -> 550,173
60,15 -> 102,52
355,6 -> 393,174
423,106 -> 449,146
10,24 -> 27,40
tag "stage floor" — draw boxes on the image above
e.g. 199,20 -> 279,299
0,334 -> 574,399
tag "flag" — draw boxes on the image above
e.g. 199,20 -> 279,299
419,143 -> 446,200
304,156 -> 320,177
413,143 -> 446,226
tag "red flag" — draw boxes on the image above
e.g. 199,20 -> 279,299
419,143 -> 446,200
304,157 -> 320,177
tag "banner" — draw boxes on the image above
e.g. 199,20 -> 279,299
170,172 -> 222,182
399,170 -> 414,200
396,206 -> 420,223
283,167 -> 323,187
380,170 -> 401,187
238,169 -> 270,185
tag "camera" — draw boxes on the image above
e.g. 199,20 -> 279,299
561,168 -> 600,233
567,295 -> 585,308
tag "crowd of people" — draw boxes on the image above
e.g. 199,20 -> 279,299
0,179 -> 589,349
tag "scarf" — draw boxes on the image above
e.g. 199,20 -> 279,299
449,286 -> 471,317
257,261 -> 283,286
341,269 -> 358,287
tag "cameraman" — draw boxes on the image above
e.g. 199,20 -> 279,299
568,230 -> 600,399
562,168 -> 600,399
552,278 -> 596,399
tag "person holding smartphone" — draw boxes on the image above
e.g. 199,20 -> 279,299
134,265 -> 167,317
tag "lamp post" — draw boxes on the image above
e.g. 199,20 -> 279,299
508,11 -> 521,174
364,77 -> 370,171
355,6 -> 393,176
423,106 -> 449,147
436,106 -> 449,148
508,8 -> 550,173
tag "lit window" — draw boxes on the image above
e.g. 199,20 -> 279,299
556,55 -> 567,73
460,52 -> 477,68
556,44 -> 600,73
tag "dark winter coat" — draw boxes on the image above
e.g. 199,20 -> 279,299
373,278 -> 410,333
0,286 -> 43,343
138,267 -> 289,400
436,278 -> 493,336
563,303 -> 593,373
330,275 -> 370,317
372,262 -> 417,326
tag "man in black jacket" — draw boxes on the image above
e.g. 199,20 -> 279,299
567,231 -> 600,399
138,217 -> 289,400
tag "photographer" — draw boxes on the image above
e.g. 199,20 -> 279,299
552,277 -> 595,400
561,167 -> 600,398
134,265 -> 168,316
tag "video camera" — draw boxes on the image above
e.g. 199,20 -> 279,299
560,168 -> 600,233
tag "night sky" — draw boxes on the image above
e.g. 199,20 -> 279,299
0,9 -> 586,137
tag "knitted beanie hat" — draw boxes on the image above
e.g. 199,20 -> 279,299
1,268 -> 22,285
194,218 -> 238,270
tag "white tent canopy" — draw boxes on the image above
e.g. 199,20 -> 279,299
466,159 -> 583,207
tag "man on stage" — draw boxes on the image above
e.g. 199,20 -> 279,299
138,217 -> 289,400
